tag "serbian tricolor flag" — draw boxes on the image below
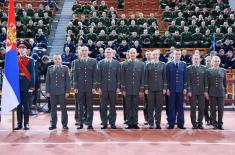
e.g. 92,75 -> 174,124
1,0 -> 20,114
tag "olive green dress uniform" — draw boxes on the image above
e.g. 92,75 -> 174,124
231,25 -> 235,34
148,26 -> 158,35
100,17 -> 111,27
128,25 -> 139,34
121,59 -> 145,127
96,26 -> 108,34
192,32 -> 205,47
204,66 -> 211,124
143,61 -> 151,124
200,26 -> 207,35
208,25 -> 217,33
224,33 -> 235,43
116,25 -> 129,35
97,59 -> 121,126
81,18 -> 90,27
220,25 -> 228,34
89,16 -> 100,25
20,16 -> 30,25
163,11 -> 172,21
167,25 -> 178,34
187,65 -> 208,127
189,25 -> 197,34
137,18 -> 147,26
87,32 -> 98,42
215,33 -> 224,42
36,9 -> 44,17
98,34 -> 108,42
147,18 -> 157,26
207,67 -> 227,128
43,16 -> 52,27
140,34 -> 152,47
82,4 -> 91,14
16,24 -> 26,38
177,26 -> 185,34
26,9 -> 35,17
175,17 -> 185,26
108,34 -> 120,43
151,34 -> 163,47
99,5 -> 108,12
203,34 -> 212,48
71,58 -> 97,127
46,65 -> 71,127
181,32 -> 192,47
145,61 -> 167,126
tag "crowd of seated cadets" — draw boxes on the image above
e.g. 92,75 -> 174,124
0,3 -> 55,49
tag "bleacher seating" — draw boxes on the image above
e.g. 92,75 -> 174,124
62,0 -> 235,63
0,0 -> 61,53
162,0 -> 235,48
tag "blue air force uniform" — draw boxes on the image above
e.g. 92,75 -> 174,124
166,61 -> 187,128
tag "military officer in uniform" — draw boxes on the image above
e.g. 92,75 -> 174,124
121,48 -> 145,129
97,48 -> 121,129
207,56 -> 227,130
144,50 -> 166,129
187,54 -> 209,129
46,55 -> 70,130
72,46 -> 97,129
14,40 -> 35,130
122,52 -> 129,124
166,50 -> 187,129
143,51 -> 152,125
204,56 -> 212,125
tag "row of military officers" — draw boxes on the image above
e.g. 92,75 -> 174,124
44,46 -> 227,130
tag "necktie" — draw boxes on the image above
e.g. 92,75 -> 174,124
175,62 -> 178,69
55,65 -> 59,72
106,60 -> 110,70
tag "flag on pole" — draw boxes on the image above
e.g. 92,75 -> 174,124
1,0 -> 20,114
212,33 -> 216,51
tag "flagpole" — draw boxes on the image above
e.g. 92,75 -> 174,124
12,109 -> 15,131
1,0 -> 20,131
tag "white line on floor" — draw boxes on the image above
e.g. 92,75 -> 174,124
0,129 -> 235,132
0,141 -> 235,145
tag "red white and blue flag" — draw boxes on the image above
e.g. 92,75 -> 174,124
1,0 -> 20,113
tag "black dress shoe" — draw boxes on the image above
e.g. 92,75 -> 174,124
177,126 -> 186,129
24,124 -> 30,130
111,125 -> 117,129
87,125 -> 94,129
167,125 -> 174,129
198,125 -> 204,129
133,125 -> 140,129
144,121 -> 148,125
217,125 -> 224,130
101,125 -> 107,129
77,125 -> 83,129
205,120 -> 210,125
192,126 -> 198,129
149,125 -> 154,129
63,126 -> 69,130
14,125 -> 23,130
49,126 -> 57,130
213,125 -> 218,130
125,125 -> 132,129
156,125 -> 162,129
